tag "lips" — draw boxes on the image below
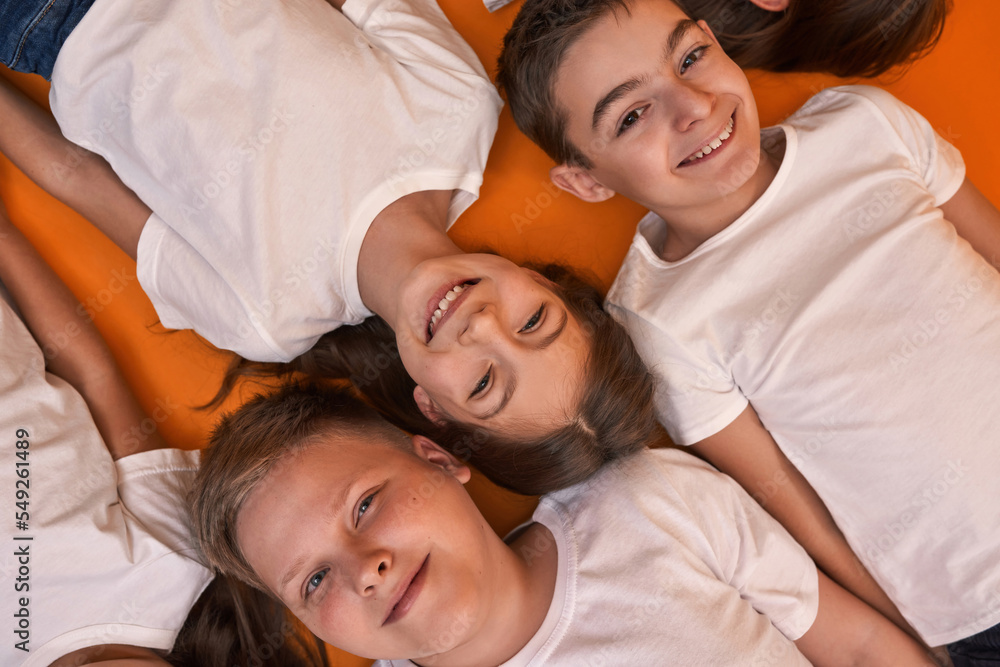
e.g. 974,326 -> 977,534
384,555 -> 429,626
679,113 -> 736,167
425,280 -> 478,342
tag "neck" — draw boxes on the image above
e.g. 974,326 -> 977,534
358,190 -> 463,325
656,141 -> 783,261
418,523 -> 558,667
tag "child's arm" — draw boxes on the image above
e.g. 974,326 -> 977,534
50,644 -> 171,666
940,178 -> 1000,270
0,200 -> 168,459
794,571 -> 939,666
0,76 -> 149,259
690,406 -> 921,642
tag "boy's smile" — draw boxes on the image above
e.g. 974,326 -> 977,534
237,435 -> 496,661
236,432 -> 558,665
550,0 -> 778,258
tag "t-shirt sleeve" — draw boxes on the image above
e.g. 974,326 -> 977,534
116,447 -> 204,559
342,0 -> 498,87
606,270 -> 749,446
843,85 -> 965,205
678,456 -> 820,640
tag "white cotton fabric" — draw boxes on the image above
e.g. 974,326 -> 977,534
377,448 -> 818,666
49,0 -> 501,362
606,85 -> 1000,645
0,295 -> 212,667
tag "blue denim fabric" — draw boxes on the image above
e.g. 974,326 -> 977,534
950,621 -> 1000,666
1,0 -> 95,79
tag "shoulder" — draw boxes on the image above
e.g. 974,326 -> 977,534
541,448 -> 736,528
790,85 -> 914,131
606,212 -> 669,310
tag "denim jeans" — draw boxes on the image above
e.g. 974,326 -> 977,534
950,621 -> 1000,666
1,0 -> 95,79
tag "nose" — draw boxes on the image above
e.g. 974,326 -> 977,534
459,302 -> 504,345
354,547 -> 391,597
670,81 -> 715,132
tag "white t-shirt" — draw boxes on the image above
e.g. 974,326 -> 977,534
606,85 -> 1000,646
49,0 -> 502,362
377,448 -> 818,666
0,295 -> 213,666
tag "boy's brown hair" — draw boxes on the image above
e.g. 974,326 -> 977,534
192,383 -> 408,591
495,0 -> 634,169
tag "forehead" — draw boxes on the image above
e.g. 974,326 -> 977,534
236,437 -> 418,583
238,438 -> 409,539
554,0 -> 693,114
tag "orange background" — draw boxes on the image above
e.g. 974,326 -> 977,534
1,0 -> 997,664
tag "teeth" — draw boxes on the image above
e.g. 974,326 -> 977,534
428,283 -> 471,337
683,117 -> 735,164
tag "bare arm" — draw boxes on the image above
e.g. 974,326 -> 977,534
0,76 -> 149,258
795,571 -> 939,666
49,643 -> 170,666
689,406 -> 919,640
0,201 -> 167,458
940,177 -> 1000,270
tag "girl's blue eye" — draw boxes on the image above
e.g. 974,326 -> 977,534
617,107 -> 646,136
471,368 -> 491,398
521,306 -> 544,332
306,569 -> 328,598
681,46 -> 709,74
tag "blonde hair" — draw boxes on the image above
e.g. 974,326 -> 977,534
191,383 -> 405,590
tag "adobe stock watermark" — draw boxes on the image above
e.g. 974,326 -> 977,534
877,0 -> 923,42
511,180 -> 563,234
841,181 -> 904,243
383,82 -> 496,193
181,107 -> 297,224
863,458 -> 968,563
678,284 -> 798,396
232,235 -> 339,345
887,260 -> 995,373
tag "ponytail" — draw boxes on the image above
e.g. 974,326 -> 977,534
167,575 -> 330,667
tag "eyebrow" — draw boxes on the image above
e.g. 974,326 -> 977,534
590,18 -> 700,131
476,309 -> 569,421
278,482 -> 353,596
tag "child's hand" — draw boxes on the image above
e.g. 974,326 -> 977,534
930,646 -> 954,667
0,196 -> 13,241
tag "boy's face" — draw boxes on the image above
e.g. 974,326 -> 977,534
550,0 -> 764,216
237,434 -> 498,660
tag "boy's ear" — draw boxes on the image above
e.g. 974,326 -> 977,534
746,0 -> 789,10
413,386 -> 447,426
411,435 -> 472,483
550,164 -> 616,203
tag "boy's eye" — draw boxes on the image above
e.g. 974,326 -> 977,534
680,45 -> 709,74
617,106 -> 646,136
520,305 -> 544,333
306,569 -> 328,598
470,367 -> 491,398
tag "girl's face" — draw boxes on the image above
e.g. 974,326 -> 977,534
391,254 -> 588,435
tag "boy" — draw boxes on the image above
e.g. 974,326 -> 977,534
193,383 -> 935,666
496,0 -> 1000,659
